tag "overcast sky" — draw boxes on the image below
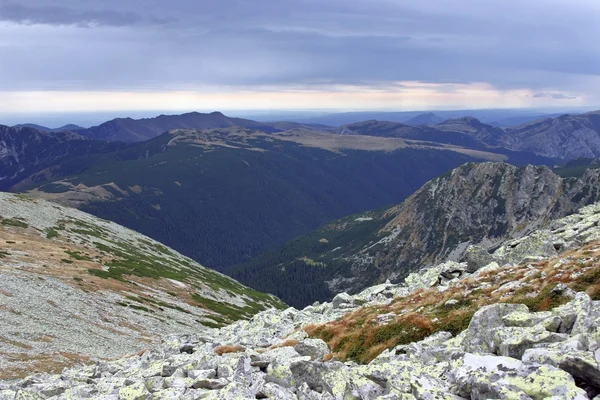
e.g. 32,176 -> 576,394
1,0 -> 599,118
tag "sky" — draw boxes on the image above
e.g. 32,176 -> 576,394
1,0 -> 599,123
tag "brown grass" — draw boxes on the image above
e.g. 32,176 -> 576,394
215,345 -> 245,356
269,339 -> 299,350
304,238 -> 600,364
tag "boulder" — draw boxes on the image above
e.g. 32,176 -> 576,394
332,292 -> 354,309
493,326 -> 568,359
450,353 -> 588,399
463,245 -> 494,273
295,339 -> 330,361
523,348 -> 600,393
461,303 -> 529,354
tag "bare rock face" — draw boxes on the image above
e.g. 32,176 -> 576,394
361,162 -> 600,286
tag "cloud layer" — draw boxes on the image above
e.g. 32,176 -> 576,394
1,0 -> 599,110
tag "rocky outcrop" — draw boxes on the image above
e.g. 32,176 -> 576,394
336,162 -> 600,292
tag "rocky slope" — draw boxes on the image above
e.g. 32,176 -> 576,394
231,162 -> 600,307
6,201 -> 600,399
0,192 -> 283,379
0,125 -> 126,191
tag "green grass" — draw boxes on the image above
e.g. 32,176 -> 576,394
1,218 -> 29,228
45,229 -> 59,239
60,259 -> 74,264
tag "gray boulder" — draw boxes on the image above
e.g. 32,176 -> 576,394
295,339 -> 330,361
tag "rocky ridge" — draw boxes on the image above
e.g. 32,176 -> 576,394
6,200 -> 600,398
0,193 -> 283,379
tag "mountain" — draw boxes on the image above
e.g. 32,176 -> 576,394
338,111 -> 600,161
403,112 -> 445,126
76,111 -> 312,142
230,162 -> 600,307
287,108 -> 590,127
11,123 -> 52,131
0,192 -> 283,379
13,127 -> 492,270
8,200 -> 600,397
0,125 -> 127,191
502,111 -> 600,159
11,123 -> 84,132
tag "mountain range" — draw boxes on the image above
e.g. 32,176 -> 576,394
2,110 -> 600,275
339,110 -> 600,160
71,111 -> 314,142
10,127 -> 486,269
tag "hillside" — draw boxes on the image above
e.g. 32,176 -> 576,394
0,192 -> 283,379
0,125 -> 127,191
76,111 -> 312,142
230,162 -> 600,307
14,127 -> 490,270
7,201 -> 600,398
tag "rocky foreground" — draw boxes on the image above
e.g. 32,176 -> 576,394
4,202 -> 600,399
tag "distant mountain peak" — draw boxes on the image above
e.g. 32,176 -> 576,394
403,112 -> 444,126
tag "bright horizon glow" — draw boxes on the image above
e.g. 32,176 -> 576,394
0,81 -> 591,115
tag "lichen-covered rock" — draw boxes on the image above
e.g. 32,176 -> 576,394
493,326 -> 568,359
523,348 -> 600,390
294,339 -> 330,361
331,292 -> 355,309
463,245 -> 494,273
461,303 -> 530,354
450,353 -> 588,400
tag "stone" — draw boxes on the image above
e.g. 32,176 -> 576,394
117,382 -> 150,400
294,339 -> 330,361
191,378 -> 229,390
331,292 -> 354,309
523,348 -> 600,390
463,245 -> 494,273
451,353 -> 588,400
493,326 -> 568,359
461,303 -> 530,354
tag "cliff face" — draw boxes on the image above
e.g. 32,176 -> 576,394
374,163 -> 600,282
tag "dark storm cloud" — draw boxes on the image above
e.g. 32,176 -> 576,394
0,0 -> 598,96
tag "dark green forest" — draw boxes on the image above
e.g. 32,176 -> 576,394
27,133 -> 476,271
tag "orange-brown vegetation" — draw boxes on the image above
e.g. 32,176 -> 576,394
305,239 -> 600,364
215,345 -> 245,356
